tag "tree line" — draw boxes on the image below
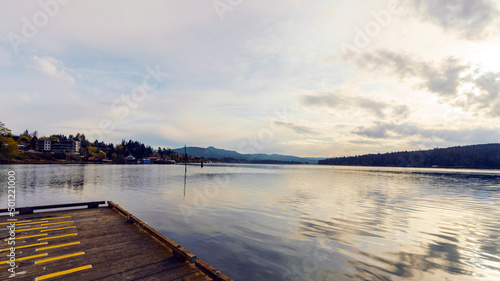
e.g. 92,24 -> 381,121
0,122 -> 205,163
319,144 -> 500,168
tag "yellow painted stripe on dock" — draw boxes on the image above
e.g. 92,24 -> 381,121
0,253 -> 47,264
0,220 -> 31,225
0,242 -> 47,252
42,216 -> 72,220
35,264 -> 92,281
38,233 -> 77,241
35,251 -> 85,264
14,221 -> 49,226
5,233 -> 47,241
41,221 -> 73,226
41,226 -> 76,232
0,216 -> 71,225
36,241 -> 80,252
14,226 -> 47,232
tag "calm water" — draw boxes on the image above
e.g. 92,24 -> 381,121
1,164 -> 500,281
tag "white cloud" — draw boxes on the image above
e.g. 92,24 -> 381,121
33,55 -> 75,83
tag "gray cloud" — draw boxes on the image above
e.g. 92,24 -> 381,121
300,91 -> 408,118
360,50 -> 420,78
353,122 -> 393,138
412,0 -> 500,40
354,122 -> 500,144
458,71 -> 500,115
392,105 -> 410,118
424,57 -> 468,96
358,50 -> 500,116
359,51 -> 468,97
273,120 -> 316,134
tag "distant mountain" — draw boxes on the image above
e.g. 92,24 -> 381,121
173,146 -> 323,164
319,143 -> 500,169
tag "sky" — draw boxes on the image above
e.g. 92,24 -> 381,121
1,0 -> 500,157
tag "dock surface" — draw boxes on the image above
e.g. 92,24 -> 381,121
0,202 -> 231,281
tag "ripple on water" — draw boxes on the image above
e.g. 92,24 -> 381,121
1,164 -> 500,281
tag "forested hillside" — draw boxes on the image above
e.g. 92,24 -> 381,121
319,144 -> 500,168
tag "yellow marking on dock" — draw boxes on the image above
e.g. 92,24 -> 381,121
36,241 -> 80,252
0,242 -> 47,252
42,216 -> 72,220
38,233 -> 77,241
35,251 -> 85,264
5,233 -> 47,241
0,253 -> 47,264
41,221 -> 73,226
14,226 -> 47,232
14,221 -> 49,226
41,226 -> 76,232
0,220 -> 31,225
35,264 -> 92,281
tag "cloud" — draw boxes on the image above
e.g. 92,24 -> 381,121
300,91 -> 387,117
412,0 -> 500,40
457,71 -> 500,116
33,56 -> 75,83
299,91 -> 409,119
392,105 -> 410,118
424,57 -> 467,96
354,122 -> 500,144
273,120 -> 316,134
357,50 -> 500,117
358,51 -> 468,97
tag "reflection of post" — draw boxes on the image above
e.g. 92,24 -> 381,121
184,145 -> 187,199
183,163 -> 187,200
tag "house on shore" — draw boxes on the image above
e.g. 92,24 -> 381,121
34,140 -> 80,154
125,155 -> 137,163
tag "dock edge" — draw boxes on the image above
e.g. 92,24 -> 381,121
107,201 -> 233,281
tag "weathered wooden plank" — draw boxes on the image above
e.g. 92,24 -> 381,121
90,259 -> 188,281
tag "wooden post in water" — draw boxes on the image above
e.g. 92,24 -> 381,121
184,145 -> 187,167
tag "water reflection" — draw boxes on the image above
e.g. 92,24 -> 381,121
184,164 -> 187,200
0,164 -> 500,280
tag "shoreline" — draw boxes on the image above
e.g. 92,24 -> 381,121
1,161 -> 499,170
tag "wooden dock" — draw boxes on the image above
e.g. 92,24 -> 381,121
0,201 -> 232,281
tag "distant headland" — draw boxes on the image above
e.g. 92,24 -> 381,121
319,143 -> 500,169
